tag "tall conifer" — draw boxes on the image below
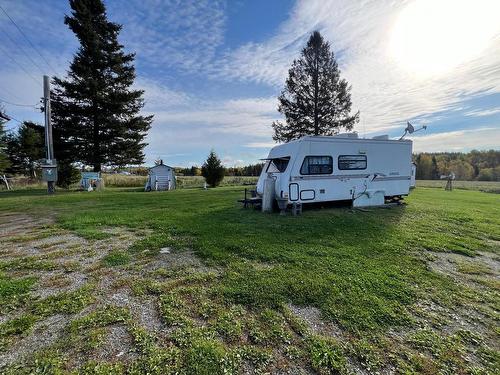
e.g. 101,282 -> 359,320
52,0 -> 152,171
272,31 -> 359,142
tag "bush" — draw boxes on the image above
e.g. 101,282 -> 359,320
56,162 -> 81,189
201,150 -> 225,187
477,167 -> 500,181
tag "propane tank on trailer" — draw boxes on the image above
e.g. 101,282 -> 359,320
262,173 -> 275,212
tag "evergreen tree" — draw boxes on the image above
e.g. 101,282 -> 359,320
6,121 -> 45,178
431,155 -> 439,179
272,31 -> 359,142
201,150 -> 225,187
52,0 -> 152,172
56,162 -> 81,189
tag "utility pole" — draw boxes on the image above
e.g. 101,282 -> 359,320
41,75 -> 57,194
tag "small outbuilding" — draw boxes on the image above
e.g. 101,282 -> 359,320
145,161 -> 176,191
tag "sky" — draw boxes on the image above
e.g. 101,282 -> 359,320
1,0 -> 500,167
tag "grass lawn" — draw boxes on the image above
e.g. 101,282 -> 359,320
416,180 -> 500,194
0,186 -> 498,374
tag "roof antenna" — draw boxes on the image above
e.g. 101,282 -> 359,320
399,121 -> 427,140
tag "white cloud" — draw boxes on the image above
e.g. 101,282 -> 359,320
136,78 -> 192,110
148,96 -> 278,136
410,127 -> 500,152
141,91 -> 279,165
244,142 -> 278,149
464,107 -> 500,117
209,0 -> 500,136
108,0 -> 226,73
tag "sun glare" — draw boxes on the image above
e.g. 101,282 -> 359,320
389,0 -> 500,76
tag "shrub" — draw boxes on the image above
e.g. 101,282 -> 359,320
201,150 -> 224,187
56,162 -> 81,189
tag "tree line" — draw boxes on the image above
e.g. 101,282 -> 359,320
414,150 -> 500,181
177,163 -> 263,177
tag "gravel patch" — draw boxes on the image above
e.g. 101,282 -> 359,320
109,289 -> 163,333
144,250 -> 210,273
287,304 -> 343,339
33,271 -> 88,299
95,324 -> 138,364
0,314 -> 67,369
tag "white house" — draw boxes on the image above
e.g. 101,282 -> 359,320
256,133 -> 414,208
145,161 -> 176,191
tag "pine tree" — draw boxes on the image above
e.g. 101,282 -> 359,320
5,121 -> 45,177
201,150 -> 225,187
52,0 -> 152,172
272,31 -> 359,142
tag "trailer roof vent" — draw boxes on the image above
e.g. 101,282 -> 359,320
372,135 -> 389,140
335,132 -> 358,139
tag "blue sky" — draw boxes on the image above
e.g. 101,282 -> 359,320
1,0 -> 499,167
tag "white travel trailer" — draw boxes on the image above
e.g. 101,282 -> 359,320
145,161 -> 176,191
256,134 -> 413,208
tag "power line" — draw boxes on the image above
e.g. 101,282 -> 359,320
0,43 -> 42,87
0,4 -> 58,76
3,114 -> 22,124
0,25 -> 47,75
0,97 -> 38,108
0,85 -> 25,103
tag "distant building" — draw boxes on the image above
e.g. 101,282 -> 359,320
145,161 -> 176,191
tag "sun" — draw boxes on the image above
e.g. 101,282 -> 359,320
389,0 -> 500,77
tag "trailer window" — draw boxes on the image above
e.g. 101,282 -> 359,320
300,156 -> 333,175
266,157 -> 290,173
338,155 -> 367,170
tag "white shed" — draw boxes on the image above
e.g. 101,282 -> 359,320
145,162 -> 176,191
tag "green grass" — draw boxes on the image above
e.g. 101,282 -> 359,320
1,187 -> 498,332
102,251 -> 132,267
416,179 -> 500,193
0,272 -> 37,312
0,186 -> 498,373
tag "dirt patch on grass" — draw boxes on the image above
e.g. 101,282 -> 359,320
0,314 -> 67,368
143,249 -> 211,272
427,251 -> 499,287
108,288 -> 163,334
95,324 -> 138,364
0,213 -> 52,238
1,213 -> 223,372
418,249 -> 500,364
33,271 -> 88,299
288,304 -> 343,339
0,214 -> 163,371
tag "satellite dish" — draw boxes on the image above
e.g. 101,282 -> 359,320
406,122 -> 415,134
399,121 -> 427,140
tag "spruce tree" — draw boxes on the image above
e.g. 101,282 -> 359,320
272,31 -> 359,142
5,121 -> 45,177
201,150 -> 225,187
52,0 -> 152,171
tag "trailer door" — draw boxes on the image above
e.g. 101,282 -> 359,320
289,183 -> 299,201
